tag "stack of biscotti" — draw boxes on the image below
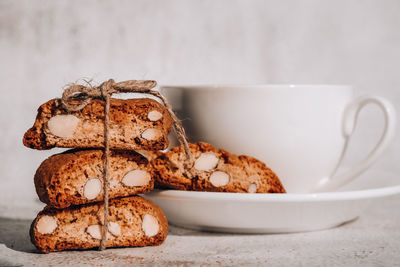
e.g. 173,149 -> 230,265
23,98 -> 171,253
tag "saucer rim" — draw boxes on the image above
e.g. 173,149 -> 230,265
146,184 -> 400,202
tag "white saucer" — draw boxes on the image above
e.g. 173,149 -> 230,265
145,170 -> 400,233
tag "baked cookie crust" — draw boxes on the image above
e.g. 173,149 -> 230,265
153,142 -> 286,193
23,98 -> 172,150
30,196 -> 168,253
35,149 -> 155,209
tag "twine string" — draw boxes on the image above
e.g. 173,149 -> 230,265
61,79 -> 194,250
99,81 -> 111,251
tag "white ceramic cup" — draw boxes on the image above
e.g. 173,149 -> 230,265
161,85 -> 396,193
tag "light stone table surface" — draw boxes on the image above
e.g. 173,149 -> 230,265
0,195 -> 399,267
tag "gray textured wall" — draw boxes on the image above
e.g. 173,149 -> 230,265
1,0 -> 399,204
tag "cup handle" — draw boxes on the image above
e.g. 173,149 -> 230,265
313,95 -> 396,192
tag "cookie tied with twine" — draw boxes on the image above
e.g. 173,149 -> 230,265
60,79 -> 194,250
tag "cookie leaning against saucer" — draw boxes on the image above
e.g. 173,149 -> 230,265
23,98 -> 172,151
152,142 -> 286,193
35,149 -> 155,209
30,196 -> 168,253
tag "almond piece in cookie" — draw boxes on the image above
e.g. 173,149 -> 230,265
142,214 -> 160,237
209,171 -> 230,187
121,170 -> 152,187
36,215 -> 58,235
83,178 -> 102,200
47,115 -> 80,138
147,110 -> 163,121
194,153 -> 219,171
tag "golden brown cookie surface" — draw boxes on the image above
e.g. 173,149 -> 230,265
35,149 -> 155,209
23,98 -> 172,150
153,142 -> 286,193
30,196 -> 168,253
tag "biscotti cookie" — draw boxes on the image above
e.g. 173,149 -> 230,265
30,196 -> 168,253
35,149 -> 155,209
23,98 -> 172,150
153,142 -> 286,193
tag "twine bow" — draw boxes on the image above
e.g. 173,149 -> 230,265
61,79 -> 194,250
